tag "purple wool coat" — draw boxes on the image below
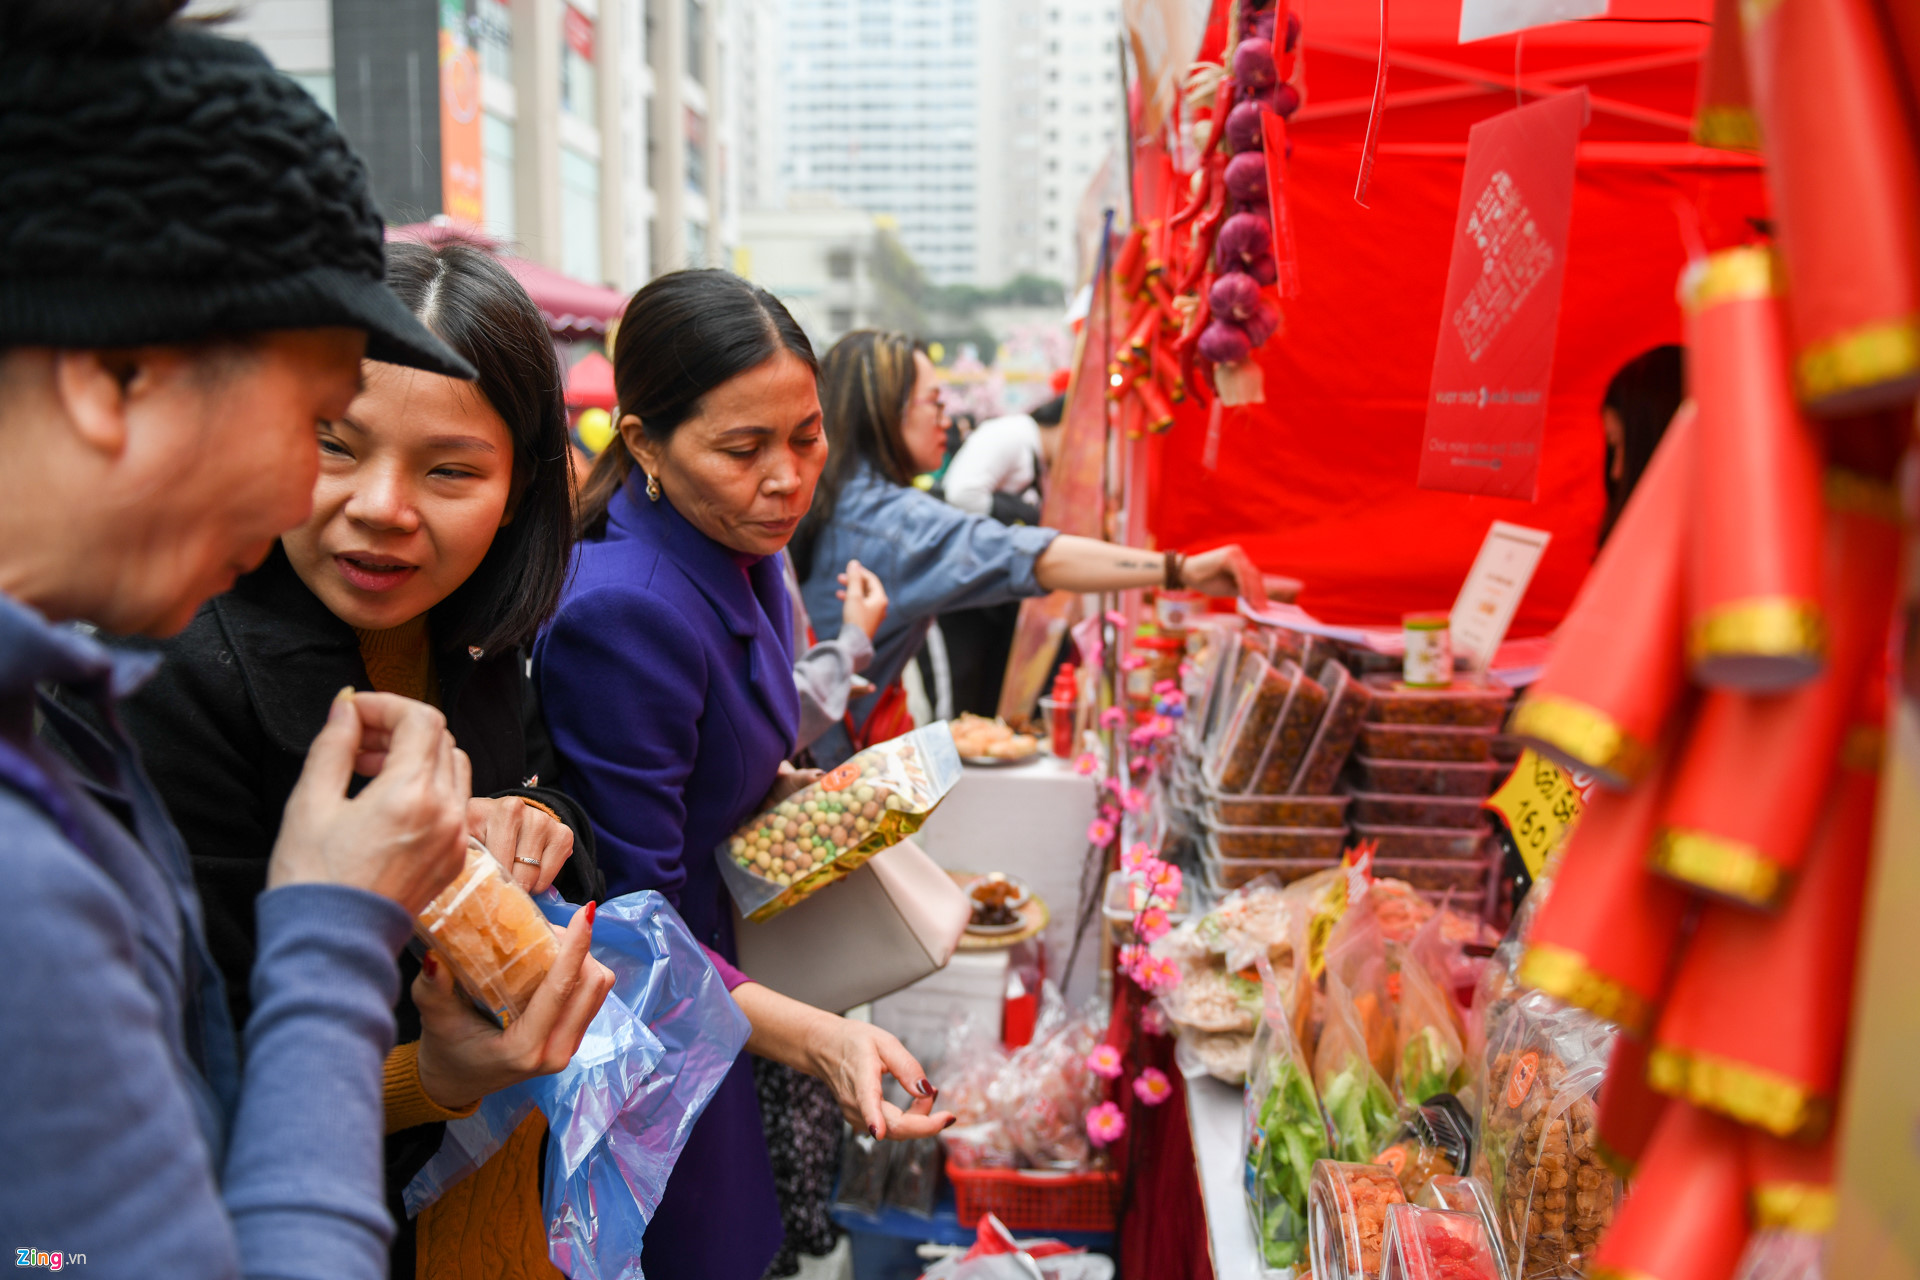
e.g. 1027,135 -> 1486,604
534,479 -> 801,1280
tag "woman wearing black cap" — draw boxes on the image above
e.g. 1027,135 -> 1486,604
0,5 -> 493,1277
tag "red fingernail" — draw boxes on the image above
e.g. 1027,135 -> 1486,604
869,1124 -> 881,1140
942,1116 -> 956,1130
421,951 -> 438,977
918,1078 -> 935,1097
584,901 -> 596,927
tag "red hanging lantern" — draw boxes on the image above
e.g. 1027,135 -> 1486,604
1510,404 -> 1695,787
1683,247 -> 1827,691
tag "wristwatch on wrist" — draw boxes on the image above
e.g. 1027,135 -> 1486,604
1163,551 -> 1185,591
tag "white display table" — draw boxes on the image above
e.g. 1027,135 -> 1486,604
911,755 -> 1101,1006
1186,1073 -> 1263,1280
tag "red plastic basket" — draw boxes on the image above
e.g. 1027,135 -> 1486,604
945,1160 -> 1122,1233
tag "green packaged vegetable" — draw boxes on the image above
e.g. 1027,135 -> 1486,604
1314,961 -> 1403,1163
1243,955 -> 1331,1274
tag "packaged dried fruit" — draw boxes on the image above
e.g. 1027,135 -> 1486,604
413,838 -> 560,1028
1416,1175 -> 1505,1275
1473,989 -> 1620,1280
1308,1160 -> 1409,1280
1351,822 -> 1491,861
1363,676 -> 1514,728
1357,723 -> 1498,763
1352,757 -> 1509,798
1204,654 -> 1291,792
1291,660 -> 1376,795
1251,665 -> 1330,794
718,723 -> 963,921
1209,822 -> 1351,860
1203,785 -> 1352,828
1350,792 -> 1487,831
1379,1204 -> 1503,1280
1374,1097 -> 1474,1199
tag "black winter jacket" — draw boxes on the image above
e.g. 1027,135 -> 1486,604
102,547 -> 603,1273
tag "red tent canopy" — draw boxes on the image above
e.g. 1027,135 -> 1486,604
565,350 -> 617,410
1145,0 -> 1768,634
385,222 -> 629,341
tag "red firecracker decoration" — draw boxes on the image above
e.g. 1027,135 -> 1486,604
1510,403 -> 1696,787
1651,473 -> 1900,907
1744,0 -> 1920,415
1694,0 -> 1758,150
1649,712 -> 1882,1138
1594,1033 -> 1669,1178
1589,1102 -> 1753,1280
1518,730 -> 1695,1037
1683,247 -> 1827,691
1748,1127 -> 1837,1236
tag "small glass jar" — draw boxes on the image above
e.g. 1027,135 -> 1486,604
1403,613 -> 1453,689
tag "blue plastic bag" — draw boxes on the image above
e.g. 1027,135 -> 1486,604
404,889 -> 750,1279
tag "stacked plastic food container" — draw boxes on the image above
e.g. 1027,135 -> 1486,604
1174,621 -> 1515,916
1346,676 -> 1512,916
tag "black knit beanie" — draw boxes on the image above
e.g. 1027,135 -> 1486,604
0,19 -> 475,379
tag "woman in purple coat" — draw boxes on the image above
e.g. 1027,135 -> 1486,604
534,271 -> 951,1280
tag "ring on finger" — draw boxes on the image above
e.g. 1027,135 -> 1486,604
514,855 -> 542,867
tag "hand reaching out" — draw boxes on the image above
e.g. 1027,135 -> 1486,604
837,559 -> 889,640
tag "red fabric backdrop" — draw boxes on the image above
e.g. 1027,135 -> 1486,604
1144,2 -> 1770,632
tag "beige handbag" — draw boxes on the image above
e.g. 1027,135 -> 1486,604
731,838 -> 971,1014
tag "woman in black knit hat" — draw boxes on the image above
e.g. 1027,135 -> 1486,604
0,4 -> 532,1279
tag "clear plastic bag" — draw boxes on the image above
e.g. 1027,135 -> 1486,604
718,723 -> 963,922
833,1124 -> 892,1218
884,1135 -> 942,1218
1472,989 -> 1618,1280
1313,956 -> 1402,1165
1244,954 -> 1332,1275
990,983 -> 1108,1170
404,889 -> 749,1280
1395,944 -> 1466,1107
413,838 -> 559,1027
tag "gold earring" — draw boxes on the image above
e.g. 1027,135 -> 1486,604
645,472 -> 662,502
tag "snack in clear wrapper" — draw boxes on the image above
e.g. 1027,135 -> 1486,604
1252,663 -> 1329,794
885,1135 -> 942,1218
991,984 -> 1108,1169
1209,655 -> 1296,793
718,723 -> 962,921
1379,1204 -> 1503,1280
1396,944 -> 1468,1105
1473,990 -> 1619,1280
1292,660 -> 1375,794
1309,1160 -> 1409,1280
1374,1096 -> 1475,1200
1350,792 -> 1490,830
1312,963 -> 1401,1163
1176,1026 -> 1257,1084
413,838 -> 559,1028
1352,757 -> 1509,798
1363,677 -> 1513,728
1357,723 -> 1498,762
1244,955 -> 1332,1273
833,1125 -> 892,1217
1158,959 -> 1262,1034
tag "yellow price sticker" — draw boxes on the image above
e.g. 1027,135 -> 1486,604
1485,749 -> 1591,879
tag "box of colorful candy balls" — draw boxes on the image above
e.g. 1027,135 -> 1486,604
717,723 -> 963,922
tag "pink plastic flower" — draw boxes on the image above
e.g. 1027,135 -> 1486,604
1073,752 -> 1099,776
1105,610 -> 1127,628
1139,1004 -> 1170,1037
1117,943 -> 1146,976
1118,787 -> 1145,814
1085,1044 -> 1124,1080
1121,842 -> 1154,873
1152,679 -> 1179,696
1135,906 -> 1171,942
1133,1068 -> 1173,1107
1138,954 -> 1183,993
1119,653 -> 1148,672
1145,860 -> 1184,905
1099,705 -> 1126,730
1087,818 -> 1115,846
1086,1101 -> 1127,1146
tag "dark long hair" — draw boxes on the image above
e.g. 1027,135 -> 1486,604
1599,344 -> 1685,545
789,329 -> 921,580
381,239 -> 572,653
575,269 -> 816,540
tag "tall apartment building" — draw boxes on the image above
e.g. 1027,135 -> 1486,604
194,0 -> 734,290
772,0 -> 1118,290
